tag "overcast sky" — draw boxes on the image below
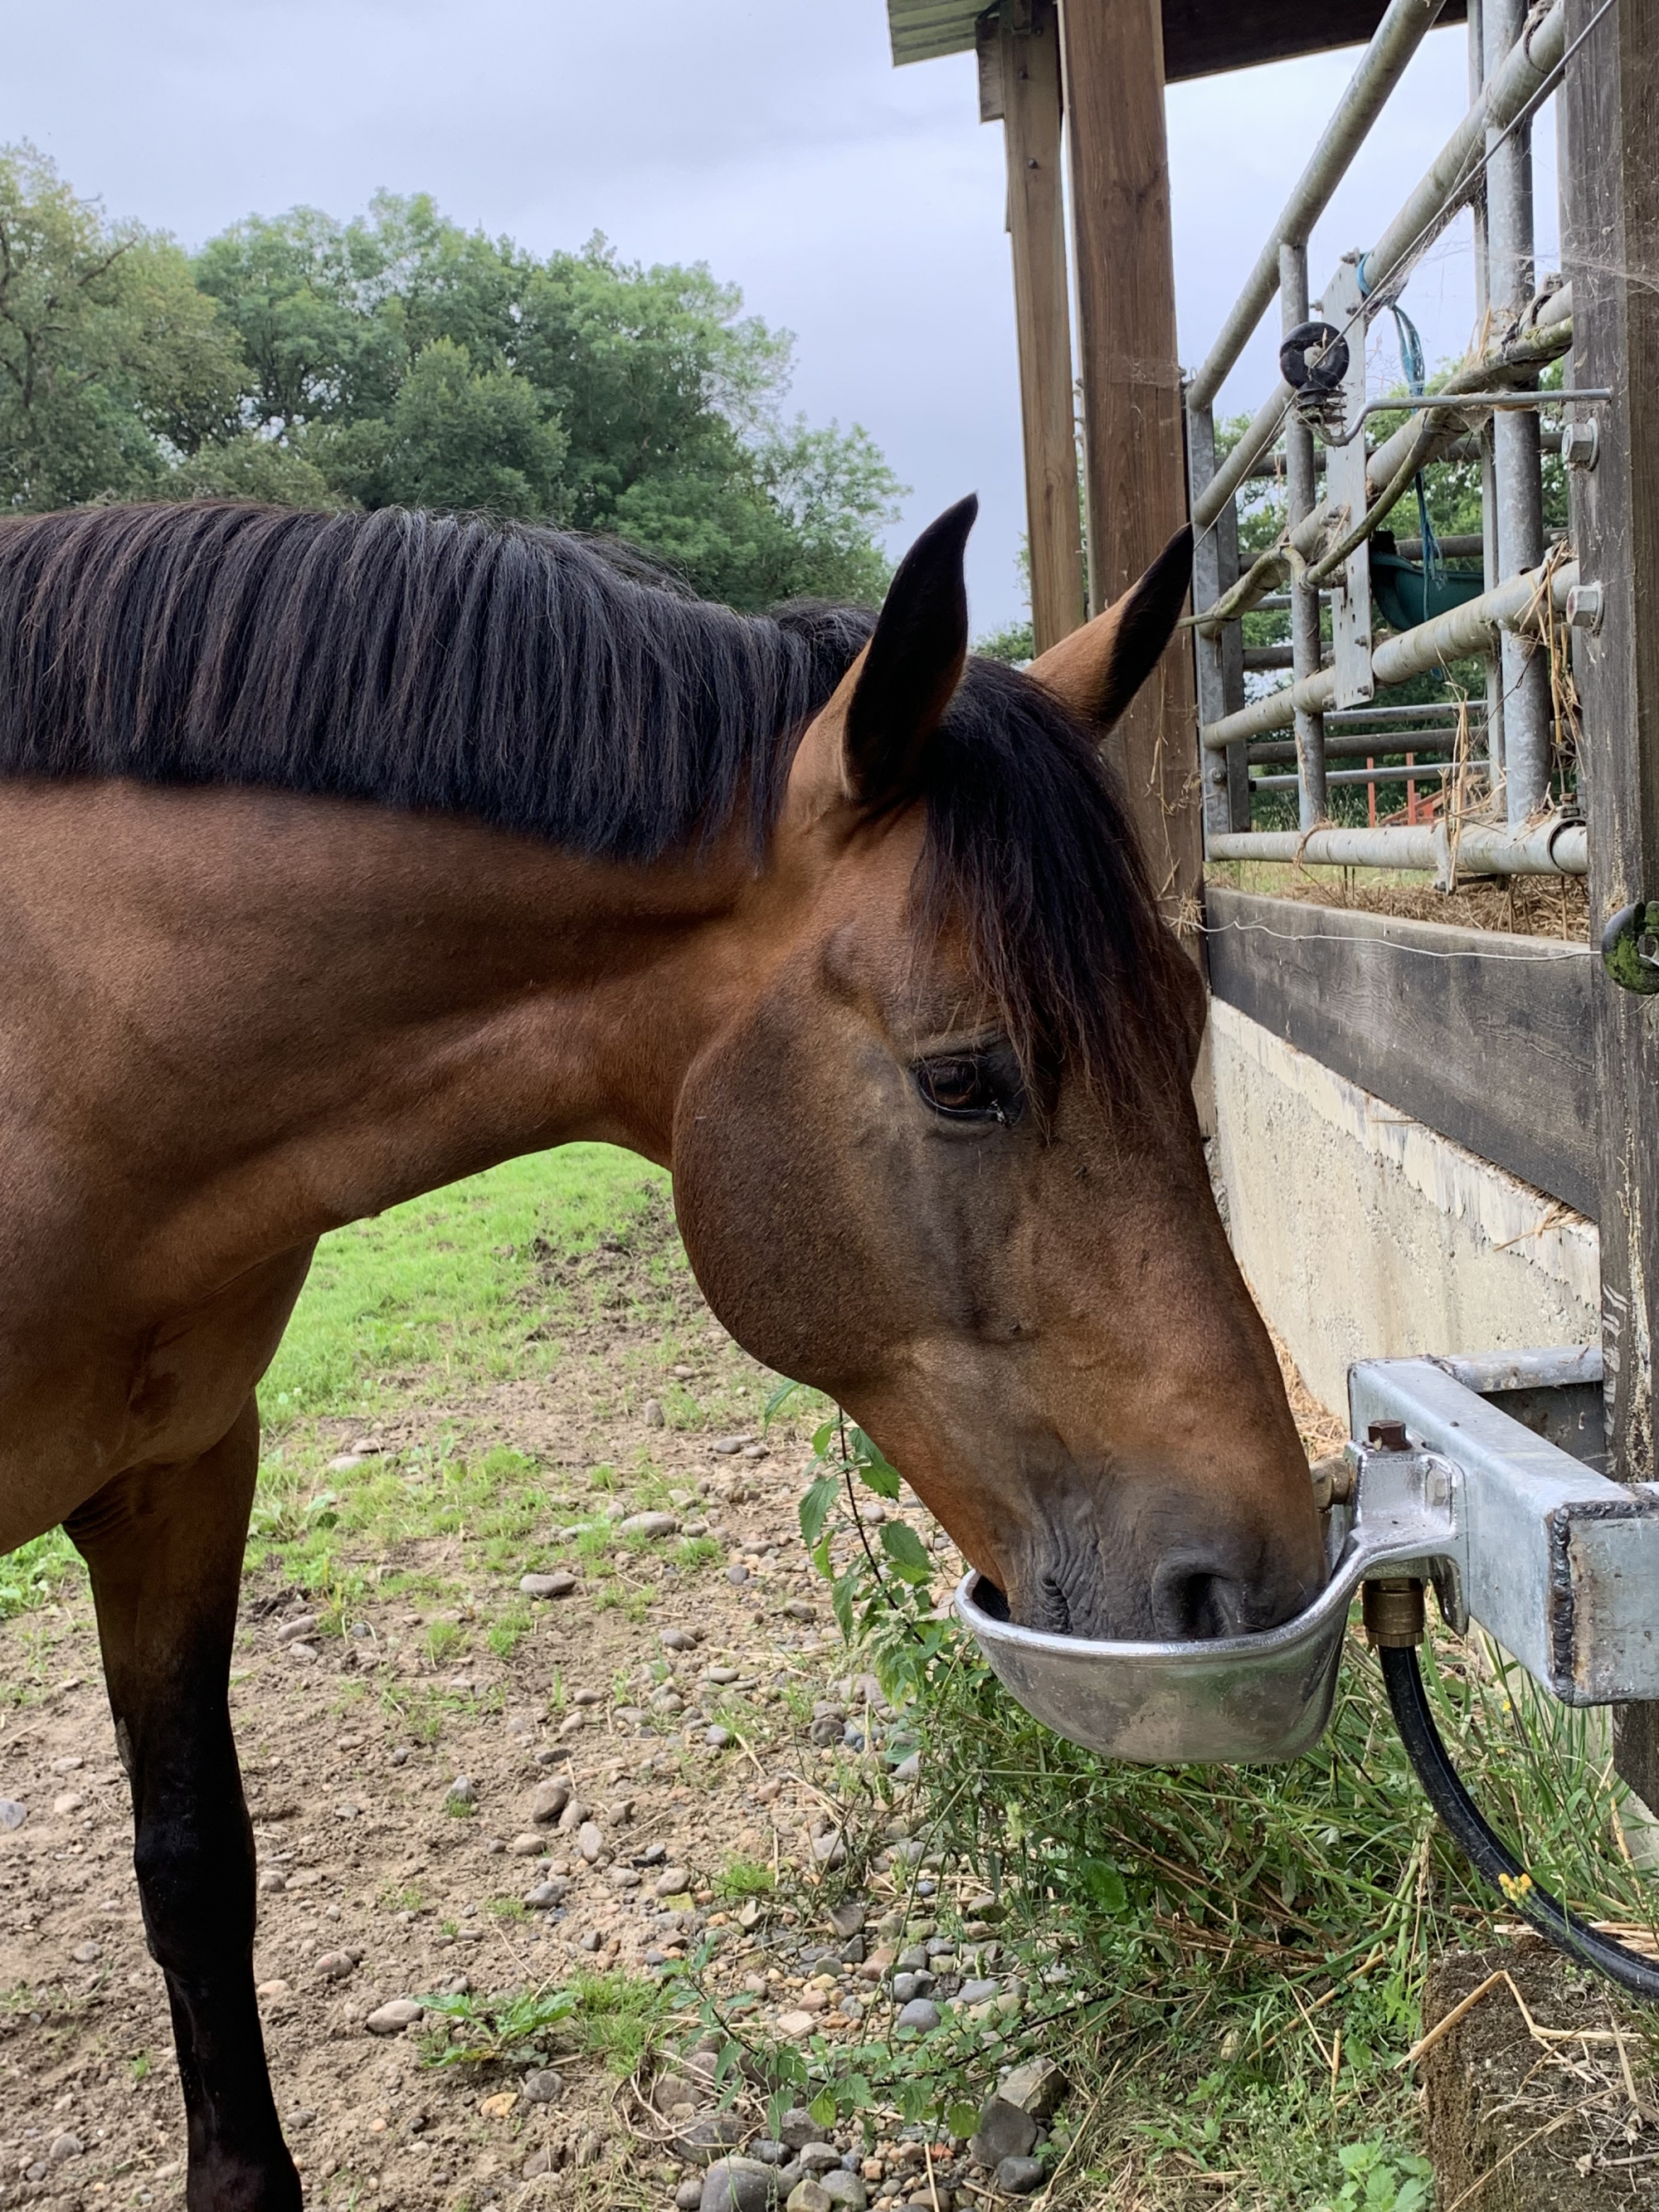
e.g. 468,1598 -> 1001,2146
0,2 -> 1558,629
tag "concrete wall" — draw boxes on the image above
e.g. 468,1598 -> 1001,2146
1211,998 -> 1600,1418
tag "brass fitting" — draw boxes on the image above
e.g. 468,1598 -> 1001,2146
1363,1576 -> 1426,1649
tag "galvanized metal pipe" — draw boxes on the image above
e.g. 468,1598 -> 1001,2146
1472,0 -> 1508,792
1251,761 -> 1481,789
1192,0 -> 1568,535
1282,241 -> 1327,826
1187,0 -> 1450,412
1486,0 -> 1551,822
1189,402 -> 1250,836
1248,727 -> 1478,762
1205,818 -> 1587,875
1200,557 -> 1577,750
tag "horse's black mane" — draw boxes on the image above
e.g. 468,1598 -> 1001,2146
0,502 -> 1185,1104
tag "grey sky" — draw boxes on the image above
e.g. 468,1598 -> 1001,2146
0,4 -> 1556,628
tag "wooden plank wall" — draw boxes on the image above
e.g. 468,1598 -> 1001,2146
1205,888 -> 1598,1219
1559,0 -> 1659,1803
1058,0 -> 1202,932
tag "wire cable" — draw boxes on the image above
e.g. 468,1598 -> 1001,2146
1379,1641 -> 1659,2003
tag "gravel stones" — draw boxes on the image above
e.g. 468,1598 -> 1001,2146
776,2009 -> 816,2039
52,1791 -> 85,1815
895,1998 -> 941,2032
645,1397 -> 666,1427
660,1628 -> 699,1650
620,1510 -> 679,1538
673,2115 -> 745,2164
523,1879 -> 567,1909
826,1900 -> 865,1939
970,2099 -> 1039,2167
655,1864 -> 692,1897
796,2145 -> 842,2175
364,1997 -> 423,2035
519,1571 -> 577,1600
700,2155 -> 781,2210
778,2110 -> 827,2152
726,1564 -> 750,1586
998,2059 -> 1063,2117
994,2155 -> 1045,2195
0,1798 -> 27,1830
446,1775 -> 478,1809
274,1615 -> 318,1644
48,2132 -> 82,2162
819,2177 -> 867,2210
71,1941 -> 102,1965
520,2067 -> 563,2104
315,1951 -> 356,1981
786,2184 -> 833,2212
678,2180 -> 707,2210
706,1726 -> 733,1750
577,1820 -> 606,1864
608,1864 -> 642,1889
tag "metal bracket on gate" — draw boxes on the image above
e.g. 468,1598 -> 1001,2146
1320,256 -> 1375,710
1348,1350 -> 1659,1707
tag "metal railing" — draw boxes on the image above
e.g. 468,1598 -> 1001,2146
1186,0 -> 1595,873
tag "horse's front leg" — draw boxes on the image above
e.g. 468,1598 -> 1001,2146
68,1401 -> 299,2212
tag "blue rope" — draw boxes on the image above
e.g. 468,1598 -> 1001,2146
1388,302 -> 1443,626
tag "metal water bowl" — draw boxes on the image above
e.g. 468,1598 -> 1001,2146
956,1347 -> 1659,1766
955,1541 -> 1363,1766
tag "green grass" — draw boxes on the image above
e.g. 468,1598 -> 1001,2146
712,1855 -> 774,1899
880,1622 -> 1659,2208
418,1969 -> 674,2077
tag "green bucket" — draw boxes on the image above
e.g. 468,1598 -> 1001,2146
1370,550 -> 1485,635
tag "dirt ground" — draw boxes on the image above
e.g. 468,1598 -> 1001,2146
0,1231 -> 986,2212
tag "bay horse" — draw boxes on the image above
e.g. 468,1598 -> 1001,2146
0,495 -> 1321,2209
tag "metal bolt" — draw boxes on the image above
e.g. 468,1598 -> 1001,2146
1566,581 -> 1605,634
1559,417 -> 1599,470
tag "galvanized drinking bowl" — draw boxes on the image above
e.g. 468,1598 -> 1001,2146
955,1480 -> 1441,1763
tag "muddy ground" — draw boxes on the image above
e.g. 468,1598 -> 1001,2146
0,1236 -> 993,2212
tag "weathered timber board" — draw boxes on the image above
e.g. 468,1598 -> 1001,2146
1205,887 -> 1597,1218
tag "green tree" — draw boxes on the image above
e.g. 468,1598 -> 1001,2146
314,337 -> 567,519
192,201 -> 902,606
0,144 -> 242,509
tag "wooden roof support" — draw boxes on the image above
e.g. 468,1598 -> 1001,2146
981,1 -> 1085,655
1558,0 -> 1659,1803
1058,0 -> 1202,931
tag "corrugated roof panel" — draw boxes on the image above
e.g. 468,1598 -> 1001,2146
887,0 -> 982,66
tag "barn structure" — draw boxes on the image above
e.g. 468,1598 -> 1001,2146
882,2 -> 1659,1803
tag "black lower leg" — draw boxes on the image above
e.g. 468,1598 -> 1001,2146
69,1406 -> 299,2212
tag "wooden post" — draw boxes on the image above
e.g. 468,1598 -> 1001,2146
1558,0 -> 1659,1801
993,0 -> 1084,655
1058,0 -> 1202,927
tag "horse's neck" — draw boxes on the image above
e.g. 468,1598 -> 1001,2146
2,777 -> 758,1267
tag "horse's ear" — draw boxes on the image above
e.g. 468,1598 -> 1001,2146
787,495 -> 976,820
1027,525 -> 1192,733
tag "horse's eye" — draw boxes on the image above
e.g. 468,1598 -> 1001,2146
914,1054 -> 1021,1124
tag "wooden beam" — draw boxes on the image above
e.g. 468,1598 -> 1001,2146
1058,0 -> 1201,928
995,0 -> 1084,655
1205,888 -> 1598,1218
1558,0 -> 1659,1804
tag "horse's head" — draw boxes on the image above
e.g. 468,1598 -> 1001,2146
673,499 -> 1322,1641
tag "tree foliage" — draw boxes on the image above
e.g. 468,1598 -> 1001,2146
0,154 -> 905,610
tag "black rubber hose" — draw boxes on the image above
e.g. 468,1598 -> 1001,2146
1379,1641 -> 1659,2003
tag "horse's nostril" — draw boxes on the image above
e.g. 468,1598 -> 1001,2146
1151,1562 -> 1242,1641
